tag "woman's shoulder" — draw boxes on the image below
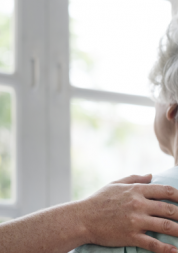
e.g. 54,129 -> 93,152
151,166 -> 178,190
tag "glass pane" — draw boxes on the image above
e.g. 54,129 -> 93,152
69,0 -> 171,96
0,217 -> 11,223
0,87 -> 15,200
71,100 -> 173,200
0,0 -> 14,72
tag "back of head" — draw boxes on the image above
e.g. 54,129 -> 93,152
149,14 -> 178,120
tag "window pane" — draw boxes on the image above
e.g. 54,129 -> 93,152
69,0 -> 171,96
0,217 -> 11,223
0,87 -> 15,200
71,100 -> 173,200
0,0 -> 14,72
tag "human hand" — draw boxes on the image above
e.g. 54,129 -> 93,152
78,174 -> 178,253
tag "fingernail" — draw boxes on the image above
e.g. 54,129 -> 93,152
170,247 -> 178,253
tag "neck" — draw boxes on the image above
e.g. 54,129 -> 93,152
173,125 -> 178,166
174,150 -> 178,167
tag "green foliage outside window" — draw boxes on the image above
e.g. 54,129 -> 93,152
0,92 -> 12,199
0,10 -> 13,199
0,13 -> 13,72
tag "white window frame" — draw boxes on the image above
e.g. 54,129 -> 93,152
0,0 -> 177,218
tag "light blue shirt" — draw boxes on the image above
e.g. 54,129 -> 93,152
74,167 -> 178,253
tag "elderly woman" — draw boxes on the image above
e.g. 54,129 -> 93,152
74,14 -> 178,253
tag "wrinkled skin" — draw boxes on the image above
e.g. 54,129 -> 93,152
78,175 -> 178,253
1,175 -> 178,253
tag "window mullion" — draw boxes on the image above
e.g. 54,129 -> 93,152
0,73 -> 18,87
48,0 -> 71,206
0,204 -> 19,218
16,0 -> 49,216
70,86 -> 154,107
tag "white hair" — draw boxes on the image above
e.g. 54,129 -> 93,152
149,14 -> 178,106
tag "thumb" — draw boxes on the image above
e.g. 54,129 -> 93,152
115,174 -> 152,184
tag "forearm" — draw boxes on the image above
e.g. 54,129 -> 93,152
0,201 -> 87,253
1,174 -> 178,253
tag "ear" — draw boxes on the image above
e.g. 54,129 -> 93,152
166,104 -> 178,121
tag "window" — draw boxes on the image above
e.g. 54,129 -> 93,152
71,101 -> 173,200
0,87 -> 15,201
0,0 -> 71,218
70,0 -> 171,96
0,0 -> 177,220
0,0 -> 16,219
69,0 -> 174,200
0,0 -> 14,73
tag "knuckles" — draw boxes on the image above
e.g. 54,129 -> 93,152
166,204 -> 175,217
129,175 -> 140,181
148,238 -> 171,253
148,240 -> 159,252
162,220 -> 171,232
164,185 -> 174,196
132,184 -> 142,193
130,198 -> 142,211
163,246 -> 172,253
130,217 -> 137,226
129,215 -> 140,227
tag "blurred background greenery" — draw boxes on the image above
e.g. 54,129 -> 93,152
0,6 -> 13,199
0,91 -> 13,199
0,12 -> 13,72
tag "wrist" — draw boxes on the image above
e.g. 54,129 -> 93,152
52,201 -> 89,252
76,199 -> 91,245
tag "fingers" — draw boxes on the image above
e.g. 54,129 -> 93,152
113,174 -> 152,184
135,234 -> 177,253
147,200 -> 178,221
145,216 -> 178,237
141,184 -> 178,202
